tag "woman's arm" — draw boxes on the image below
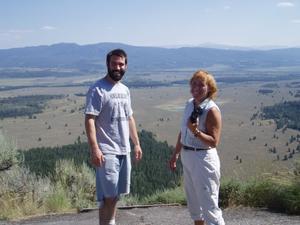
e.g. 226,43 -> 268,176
169,132 -> 182,171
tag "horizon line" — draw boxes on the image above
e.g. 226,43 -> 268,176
1,41 -> 300,51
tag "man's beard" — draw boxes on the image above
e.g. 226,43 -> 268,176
108,69 -> 126,82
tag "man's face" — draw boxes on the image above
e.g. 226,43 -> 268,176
107,55 -> 127,82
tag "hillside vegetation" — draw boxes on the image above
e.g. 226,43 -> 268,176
22,130 -> 182,197
0,95 -> 64,119
1,130 -> 182,219
1,129 -> 300,220
261,100 -> 300,131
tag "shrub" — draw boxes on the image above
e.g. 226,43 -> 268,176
45,184 -> 71,212
53,160 -> 95,209
220,168 -> 300,214
241,179 -> 275,207
142,186 -> 186,205
0,134 -> 48,219
0,133 -> 18,171
121,186 -> 186,206
219,179 -> 242,207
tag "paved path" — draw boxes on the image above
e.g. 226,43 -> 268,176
1,206 -> 300,225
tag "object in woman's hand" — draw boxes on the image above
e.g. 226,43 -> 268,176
189,106 -> 203,123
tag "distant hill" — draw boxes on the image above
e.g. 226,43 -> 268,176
0,42 -> 300,72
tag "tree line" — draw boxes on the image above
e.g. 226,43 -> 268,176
21,130 -> 182,197
0,94 -> 64,119
261,100 -> 300,131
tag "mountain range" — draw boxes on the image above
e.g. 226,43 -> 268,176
0,42 -> 300,72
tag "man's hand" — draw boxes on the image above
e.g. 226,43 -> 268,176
133,145 -> 142,162
91,148 -> 105,167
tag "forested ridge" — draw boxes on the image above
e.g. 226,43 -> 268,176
22,130 -> 182,197
0,95 -> 64,119
261,100 -> 300,130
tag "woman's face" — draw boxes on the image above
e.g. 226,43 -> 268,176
190,78 -> 209,101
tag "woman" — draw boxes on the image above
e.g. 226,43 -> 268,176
170,70 -> 225,225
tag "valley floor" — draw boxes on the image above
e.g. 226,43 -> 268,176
1,75 -> 300,179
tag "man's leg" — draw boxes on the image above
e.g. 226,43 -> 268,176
99,197 -> 117,225
195,220 -> 205,225
97,154 -> 131,225
96,154 -> 120,225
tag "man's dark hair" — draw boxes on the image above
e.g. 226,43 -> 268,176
106,49 -> 127,66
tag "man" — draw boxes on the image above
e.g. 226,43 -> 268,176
85,49 -> 142,225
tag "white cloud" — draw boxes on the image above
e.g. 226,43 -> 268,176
277,2 -> 295,7
41,26 -> 56,30
291,19 -> 300,23
224,6 -> 231,10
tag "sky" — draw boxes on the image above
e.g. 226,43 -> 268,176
0,0 -> 300,49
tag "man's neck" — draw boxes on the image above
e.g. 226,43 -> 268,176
105,74 -> 119,85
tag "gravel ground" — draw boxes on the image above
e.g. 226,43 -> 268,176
1,206 -> 300,225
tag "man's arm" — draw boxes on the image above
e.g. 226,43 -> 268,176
85,114 -> 105,167
128,115 -> 142,161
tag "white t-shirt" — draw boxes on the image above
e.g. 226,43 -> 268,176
85,77 -> 133,155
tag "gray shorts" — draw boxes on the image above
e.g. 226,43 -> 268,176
96,153 -> 131,208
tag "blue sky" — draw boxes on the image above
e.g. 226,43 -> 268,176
1,0 -> 300,49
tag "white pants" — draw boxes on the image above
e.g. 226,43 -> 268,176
181,148 -> 225,225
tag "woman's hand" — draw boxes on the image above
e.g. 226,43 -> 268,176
169,132 -> 182,171
187,120 -> 198,134
169,153 -> 179,171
